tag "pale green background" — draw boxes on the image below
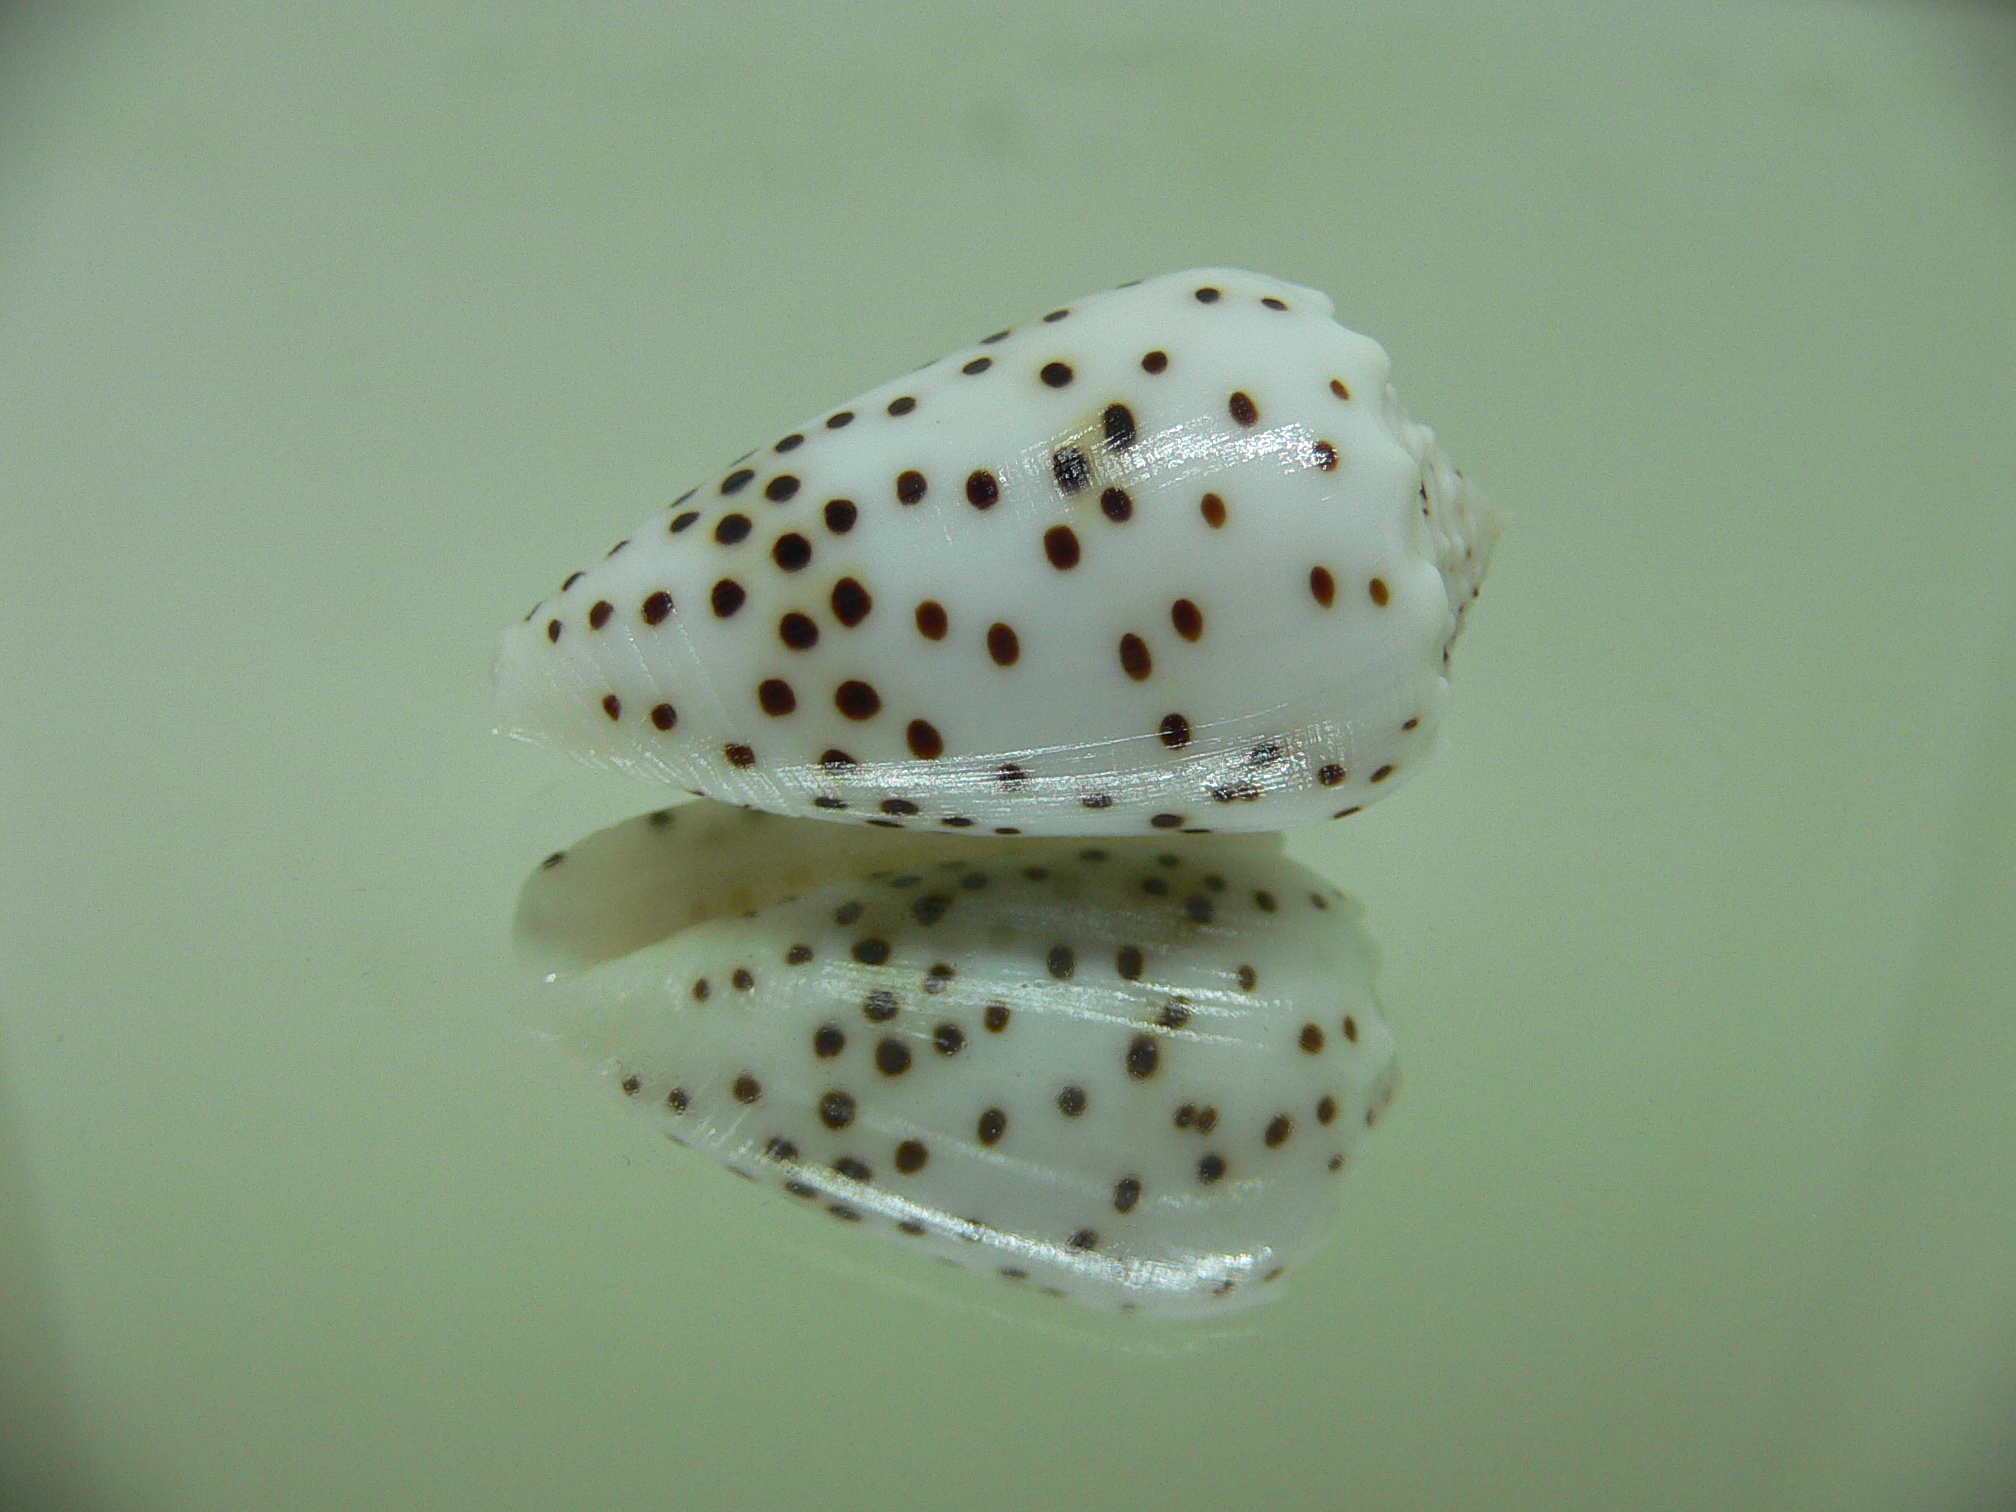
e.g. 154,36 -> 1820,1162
4,3 -> 2014,1510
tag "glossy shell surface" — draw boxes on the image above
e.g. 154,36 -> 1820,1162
496,268 -> 1498,836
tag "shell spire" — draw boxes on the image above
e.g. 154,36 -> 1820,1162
1379,382 -> 1501,628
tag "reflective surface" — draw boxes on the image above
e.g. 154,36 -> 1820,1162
3,3 -> 2014,1510
518,805 -> 1399,1317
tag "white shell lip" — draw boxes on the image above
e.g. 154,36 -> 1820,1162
495,267 -> 1499,837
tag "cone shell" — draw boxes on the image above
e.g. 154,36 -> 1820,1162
496,268 -> 1499,836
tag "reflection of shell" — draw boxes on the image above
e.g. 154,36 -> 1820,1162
525,803 -> 1397,1317
495,267 -> 1498,837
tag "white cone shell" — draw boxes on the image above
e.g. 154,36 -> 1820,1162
496,268 -> 1499,837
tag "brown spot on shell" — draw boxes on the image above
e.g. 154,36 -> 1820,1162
772,533 -> 812,571
831,577 -> 873,627
1118,634 -> 1152,680
875,1039 -> 912,1076
1044,526 -> 1081,569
